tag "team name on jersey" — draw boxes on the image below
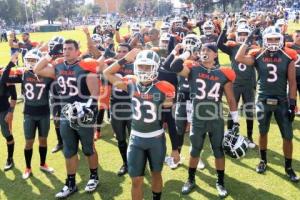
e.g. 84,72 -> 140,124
263,57 -> 282,63
198,73 -> 220,81
119,68 -> 133,74
59,70 -> 76,76
25,77 -> 45,83
133,91 -> 155,100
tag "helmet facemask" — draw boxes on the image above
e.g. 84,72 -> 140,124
24,58 -> 38,70
263,35 -> 283,51
236,32 -> 249,44
134,63 -> 158,83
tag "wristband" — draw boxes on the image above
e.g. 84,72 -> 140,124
230,111 -> 239,123
8,107 -> 14,113
118,58 -> 127,66
289,98 -> 296,110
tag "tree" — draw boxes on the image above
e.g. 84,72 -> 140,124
120,0 -> 138,15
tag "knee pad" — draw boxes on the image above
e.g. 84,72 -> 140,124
63,148 -> 78,159
5,135 -> 14,143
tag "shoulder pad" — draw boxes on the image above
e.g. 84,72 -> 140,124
79,58 -> 98,73
183,60 -> 199,69
220,67 -> 236,82
283,47 -> 298,61
225,40 -> 238,47
155,81 -> 175,98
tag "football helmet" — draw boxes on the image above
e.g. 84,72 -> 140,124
182,34 -> 202,54
24,49 -> 43,70
62,101 -> 95,130
262,26 -> 284,51
48,36 -> 65,51
236,24 -> 251,44
202,20 -> 215,36
91,34 -> 103,45
236,18 -> 248,27
223,129 -> 248,159
145,21 -> 153,29
101,21 -> 109,31
134,50 -> 160,83
131,23 -> 141,34
161,22 -> 170,34
171,17 -> 183,28
159,33 -> 170,50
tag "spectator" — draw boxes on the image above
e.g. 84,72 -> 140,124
8,31 -> 19,56
18,32 -> 38,60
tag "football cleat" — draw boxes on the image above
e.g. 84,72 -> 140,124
55,184 -> 78,198
52,144 -> 63,153
117,164 -> 128,176
22,168 -> 32,180
40,164 -> 54,173
197,158 -> 205,170
4,159 -> 14,171
84,178 -> 99,192
181,179 -> 196,195
285,168 -> 300,182
256,160 -> 267,174
216,183 -> 228,198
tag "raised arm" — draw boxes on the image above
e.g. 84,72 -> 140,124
103,48 -> 140,91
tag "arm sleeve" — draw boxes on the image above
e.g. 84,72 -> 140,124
161,54 -> 175,71
217,30 -> 231,55
0,61 -> 15,85
8,85 -> 17,100
167,36 -> 175,54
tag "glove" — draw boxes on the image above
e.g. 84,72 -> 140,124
49,43 -> 63,57
232,122 -> 240,135
288,99 -> 296,122
245,28 -> 258,46
103,47 -> 116,58
115,20 -> 122,31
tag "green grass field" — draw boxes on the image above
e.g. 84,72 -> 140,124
0,24 -> 300,200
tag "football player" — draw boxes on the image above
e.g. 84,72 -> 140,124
236,26 -> 299,182
167,43 -> 238,198
218,21 -> 256,148
2,49 -> 54,179
34,39 -> 100,198
48,36 -> 65,153
104,49 -> 175,200
102,43 -> 133,176
0,53 -> 17,171
286,30 -> 300,115
200,20 -> 219,45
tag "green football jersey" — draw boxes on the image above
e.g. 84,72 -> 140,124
228,43 -> 256,87
23,71 -> 52,106
54,60 -> 90,106
288,43 -> 300,76
189,65 -> 234,126
127,80 -> 175,137
253,48 -> 296,99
